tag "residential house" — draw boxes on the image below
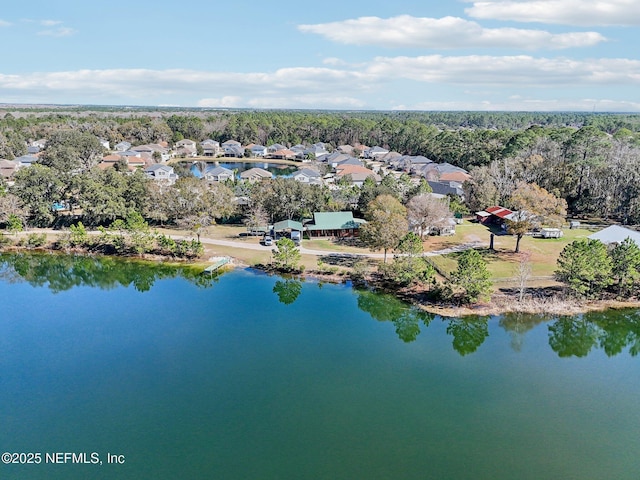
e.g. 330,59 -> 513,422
222,140 -> 245,157
588,225 -> 640,245
335,165 -> 381,186
428,180 -> 465,198
145,164 -> 178,185
130,144 -> 170,161
174,139 -> 198,157
249,145 -> 268,157
205,166 -> 235,182
14,155 -> 38,168
269,148 -> 296,160
364,146 -> 389,159
98,138 -> 110,150
304,211 -> 366,238
290,144 -> 307,159
200,139 -> 220,157
240,167 -> 273,182
267,143 -> 287,154
0,159 -> 19,180
337,145 -> 354,155
304,143 -> 329,159
293,168 -> 322,185
114,141 -> 131,152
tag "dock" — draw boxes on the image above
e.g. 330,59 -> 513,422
203,257 -> 230,274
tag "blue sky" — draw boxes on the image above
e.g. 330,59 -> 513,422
1,0 -> 639,111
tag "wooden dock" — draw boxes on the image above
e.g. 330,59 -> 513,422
203,257 -> 230,274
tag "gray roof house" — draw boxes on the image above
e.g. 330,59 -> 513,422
201,139 -> 220,157
144,164 -> 178,184
428,180 -> 464,197
365,146 -> 389,159
293,168 -> 322,185
223,145 -> 245,158
250,145 -> 268,157
114,141 -> 131,152
14,155 -> 39,167
205,166 -> 235,182
240,167 -> 273,182
588,225 -> 640,245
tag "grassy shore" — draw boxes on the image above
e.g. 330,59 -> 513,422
5,221 -> 630,317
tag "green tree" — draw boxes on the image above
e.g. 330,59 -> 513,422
272,237 -> 302,271
12,164 -> 64,226
7,214 -> 23,235
610,238 -> 640,297
448,249 -> 493,303
382,232 -> 435,286
555,239 -> 612,298
359,194 -> 408,263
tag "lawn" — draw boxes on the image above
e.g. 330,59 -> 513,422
428,222 -> 600,288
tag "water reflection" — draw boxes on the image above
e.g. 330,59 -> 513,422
273,279 -> 303,305
355,289 -> 433,343
0,252 -> 219,293
3,253 -> 640,358
446,317 -> 489,356
353,288 -> 640,358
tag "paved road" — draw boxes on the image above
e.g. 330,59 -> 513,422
17,229 -> 483,259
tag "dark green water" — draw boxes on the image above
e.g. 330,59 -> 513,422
1,253 -> 639,479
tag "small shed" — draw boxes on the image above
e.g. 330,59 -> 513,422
538,228 -> 563,238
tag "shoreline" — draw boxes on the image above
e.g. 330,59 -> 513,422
3,239 -> 640,318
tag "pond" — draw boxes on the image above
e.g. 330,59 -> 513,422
191,161 -> 299,178
1,253 -> 639,479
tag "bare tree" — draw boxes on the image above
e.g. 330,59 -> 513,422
514,252 -> 532,302
406,194 -> 453,238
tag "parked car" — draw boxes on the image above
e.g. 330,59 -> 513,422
262,235 -> 273,246
290,231 -> 301,245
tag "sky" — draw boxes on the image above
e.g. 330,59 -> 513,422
0,0 -> 639,111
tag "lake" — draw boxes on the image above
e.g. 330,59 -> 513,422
1,253 -> 639,479
191,161 -> 299,178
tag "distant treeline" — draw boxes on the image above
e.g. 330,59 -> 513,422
2,109 -> 640,168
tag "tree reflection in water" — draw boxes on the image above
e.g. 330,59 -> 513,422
445,317 -> 489,356
0,252 -> 219,293
272,279 -> 303,305
355,288 -> 433,343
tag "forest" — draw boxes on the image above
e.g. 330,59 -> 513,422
1,108 -> 640,224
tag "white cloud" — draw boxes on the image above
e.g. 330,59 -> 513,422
368,55 -> 640,86
0,19 -> 11,27
38,27 -> 76,37
0,68 -> 377,107
395,98 -> 640,112
40,19 -> 62,26
0,61 -> 638,111
465,0 -> 640,26
299,15 -> 606,49
197,96 -> 243,108
323,57 -> 348,66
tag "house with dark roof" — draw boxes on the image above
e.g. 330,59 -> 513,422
428,180 -> 464,197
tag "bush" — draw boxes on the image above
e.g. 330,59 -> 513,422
25,233 -> 47,249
